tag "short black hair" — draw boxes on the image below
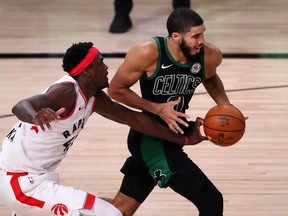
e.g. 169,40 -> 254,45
62,42 -> 94,73
166,7 -> 204,36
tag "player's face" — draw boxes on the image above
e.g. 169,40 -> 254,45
180,24 -> 206,58
90,54 -> 109,91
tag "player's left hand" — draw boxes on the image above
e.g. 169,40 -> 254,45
185,117 -> 210,145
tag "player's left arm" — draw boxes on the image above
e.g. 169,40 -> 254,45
203,43 -> 248,120
94,90 -> 208,145
202,42 -> 231,106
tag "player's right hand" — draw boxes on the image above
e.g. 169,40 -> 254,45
157,97 -> 190,134
185,117 -> 210,145
32,107 -> 65,131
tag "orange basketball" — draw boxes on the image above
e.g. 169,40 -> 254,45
204,105 -> 245,147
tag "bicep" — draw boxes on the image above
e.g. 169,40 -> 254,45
110,48 -> 145,88
31,83 -> 75,113
26,94 -> 56,111
15,92 -> 62,113
111,62 -> 142,89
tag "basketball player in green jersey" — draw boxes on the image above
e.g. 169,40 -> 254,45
108,7 -> 242,216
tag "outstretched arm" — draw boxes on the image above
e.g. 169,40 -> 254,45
95,90 -> 208,145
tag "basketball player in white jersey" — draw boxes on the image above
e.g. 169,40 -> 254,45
0,42 -> 208,216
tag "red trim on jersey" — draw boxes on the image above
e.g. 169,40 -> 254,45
8,173 -> 45,208
78,85 -> 88,108
60,101 -> 76,120
7,172 -> 28,176
30,125 -> 39,134
57,82 -> 77,120
55,82 -> 76,120
83,193 -> 96,209
90,98 -> 96,116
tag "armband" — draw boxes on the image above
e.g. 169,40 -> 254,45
184,136 -> 189,145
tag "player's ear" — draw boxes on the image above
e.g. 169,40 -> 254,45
171,32 -> 181,43
82,69 -> 90,77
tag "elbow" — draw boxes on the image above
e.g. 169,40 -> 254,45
107,86 -> 116,99
11,105 -> 16,115
11,102 -> 20,116
107,86 -> 123,102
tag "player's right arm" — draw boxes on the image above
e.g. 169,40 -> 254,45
108,41 -> 159,113
108,40 -> 189,134
12,83 -> 72,131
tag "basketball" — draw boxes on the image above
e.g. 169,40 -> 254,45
204,105 -> 245,147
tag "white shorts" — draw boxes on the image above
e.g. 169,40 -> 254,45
0,170 -> 122,216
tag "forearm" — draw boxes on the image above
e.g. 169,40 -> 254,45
130,112 -> 186,145
99,98 -> 185,144
108,87 -> 160,114
203,74 -> 231,105
12,100 -> 37,124
95,93 -> 204,146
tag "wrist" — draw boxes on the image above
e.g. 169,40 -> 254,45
154,104 -> 162,115
184,136 -> 189,145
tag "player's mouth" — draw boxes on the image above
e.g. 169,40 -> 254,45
194,44 -> 203,52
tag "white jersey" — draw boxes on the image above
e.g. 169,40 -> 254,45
0,75 -> 122,216
0,75 -> 96,174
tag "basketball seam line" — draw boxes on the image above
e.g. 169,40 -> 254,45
205,114 -> 245,125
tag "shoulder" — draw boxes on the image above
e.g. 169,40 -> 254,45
46,82 -> 76,97
204,42 -> 222,66
45,82 -> 76,115
203,42 -> 223,78
125,38 -> 159,69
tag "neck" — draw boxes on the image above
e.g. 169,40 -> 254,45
167,37 -> 187,64
77,79 -> 93,99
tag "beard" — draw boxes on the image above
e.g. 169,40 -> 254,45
179,39 -> 195,62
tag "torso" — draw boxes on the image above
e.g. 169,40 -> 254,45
0,75 -> 96,174
140,36 -> 205,114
